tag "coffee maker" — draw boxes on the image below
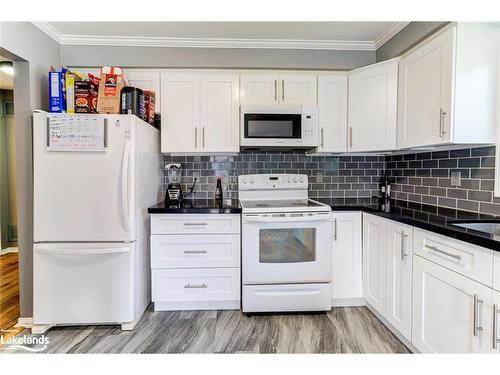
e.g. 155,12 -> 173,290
165,163 -> 183,205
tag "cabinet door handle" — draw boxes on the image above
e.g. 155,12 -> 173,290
202,126 -> 205,148
194,127 -> 198,149
183,250 -> 208,254
282,80 -> 285,101
333,218 -> 338,241
493,304 -> 500,350
473,294 -> 484,337
274,79 -> 278,102
321,127 -> 324,148
184,283 -> 208,289
439,108 -> 447,138
400,230 -> 408,260
349,127 -> 353,149
424,244 -> 461,261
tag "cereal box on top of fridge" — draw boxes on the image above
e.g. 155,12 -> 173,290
96,66 -> 126,114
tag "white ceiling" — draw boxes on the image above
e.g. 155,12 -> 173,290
35,21 -> 409,50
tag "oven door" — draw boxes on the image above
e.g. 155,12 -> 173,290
242,212 -> 333,284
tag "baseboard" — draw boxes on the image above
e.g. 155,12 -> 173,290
331,297 -> 365,307
15,317 -> 33,328
364,302 -> 419,353
154,300 -> 240,311
0,247 -> 18,255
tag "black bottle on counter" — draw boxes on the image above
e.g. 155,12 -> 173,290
215,178 -> 223,206
380,175 -> 391,213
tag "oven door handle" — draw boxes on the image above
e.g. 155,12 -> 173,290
243,215 -> 332,223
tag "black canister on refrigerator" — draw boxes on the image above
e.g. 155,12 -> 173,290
380,175 -> 391,212
121,86 -> 146,121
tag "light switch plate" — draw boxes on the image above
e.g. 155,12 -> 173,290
450,171 -> 461,187
316,172 -> 323,183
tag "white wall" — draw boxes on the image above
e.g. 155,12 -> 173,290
0,22 -> 61,318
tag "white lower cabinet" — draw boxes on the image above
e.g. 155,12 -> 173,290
150,214 -> 241,311
412,255 -> 492,353
492,291 -> 500,353
362,214 -> 387,315
331,212 -> 363,305
385,221 -> 413,341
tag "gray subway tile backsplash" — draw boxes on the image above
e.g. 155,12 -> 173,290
162,145 -> 499,216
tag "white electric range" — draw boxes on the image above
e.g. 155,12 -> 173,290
238,173 -> 333,313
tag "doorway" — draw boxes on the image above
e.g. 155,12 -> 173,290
0,57 -> 20,344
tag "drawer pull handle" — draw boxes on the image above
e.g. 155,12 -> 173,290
473,294 -> 484,337
493,304 -> 500,350
400,231 -> 409,260
184,283 -> 208,289
183,250 -> 208,254
424,244 -> 462,261
183,223 -> 208,226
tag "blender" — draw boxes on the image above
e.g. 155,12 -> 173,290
165,163 -> 183,205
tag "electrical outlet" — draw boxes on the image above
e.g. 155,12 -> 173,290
316,172 -> 323,183
193,172 -> 200,180
450,171 -> 461,187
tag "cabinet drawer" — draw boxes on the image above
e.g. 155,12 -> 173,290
151,214 -> 240,235
152,268 -> 240,303
151,234 -> 240,268
414,229 -> 493,286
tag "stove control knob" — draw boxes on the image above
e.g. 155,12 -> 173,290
250,178 -> 254,184
293,177 -> 297,183
287,178 -> 291,183
242,178 -> 248,184
299,177 -> 304,183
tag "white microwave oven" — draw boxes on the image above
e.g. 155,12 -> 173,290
240,105 -> 319,148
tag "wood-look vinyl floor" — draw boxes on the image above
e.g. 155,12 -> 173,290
0,252 -> 22,345
0,305 -> 410,354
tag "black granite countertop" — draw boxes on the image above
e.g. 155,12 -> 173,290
148,199 -> 242,214
316,198 -> 500,252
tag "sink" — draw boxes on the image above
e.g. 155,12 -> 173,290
449,221 -> 500,240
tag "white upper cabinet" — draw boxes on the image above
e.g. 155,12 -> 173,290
161,73 -> 200,153
385,221 -> 413,341
200,73 -> 240,153
240,72 -> 317,105
317,74 -> 348,153
161,72 -> 240,153
397,24 -> 499,148
348,58 -> 398,152
124,69 -> 161,112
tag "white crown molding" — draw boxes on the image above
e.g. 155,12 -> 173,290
32,22 -> 62,44
33,21 -> 410,51
374,21 -> 410,49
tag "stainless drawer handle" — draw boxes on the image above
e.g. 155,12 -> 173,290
400,231 -> 409,260
493,304 -> 500,350
333,218 -> 338,241
184,283 -> 208,289
183,223 -> 208,226
424,244 -> 462,261
183,250 -> 207,254
473,294 -> 484,337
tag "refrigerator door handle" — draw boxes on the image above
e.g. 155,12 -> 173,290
121,138 -> 131,232
35,247 -> 130,255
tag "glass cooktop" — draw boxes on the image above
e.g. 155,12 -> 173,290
240,199 -> 326,210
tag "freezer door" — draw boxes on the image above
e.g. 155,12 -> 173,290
33,242 -> 135,325
33,113 -> 136,242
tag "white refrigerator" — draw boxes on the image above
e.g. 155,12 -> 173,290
32,111 -> 160,330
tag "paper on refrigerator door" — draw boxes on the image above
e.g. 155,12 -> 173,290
47,114 -> 106,151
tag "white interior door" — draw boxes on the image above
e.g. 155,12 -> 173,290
317,74 -> 348,152
412,255 -> 492,353
161,73 -> 200,152
33,113 -> 136,242
240,73 -> 279,105
200,73 -> 239,152
362,213 -> 387,315
348,59 -> 398,152
385,221 -> 413,340
279,74 -> 317,105
397,27 -> 455,148
33,242 -> 134,324
331,212 -> 362,301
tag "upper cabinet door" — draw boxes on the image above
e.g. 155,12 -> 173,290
161,73 -> 200,153
397,28 -> 455,148
240,73 -> 279,105
348,59 -> 398,152
317,74 -> 348,152
124,70 -> 161,112
200,73 -> 240,153
279,74 -> 317,105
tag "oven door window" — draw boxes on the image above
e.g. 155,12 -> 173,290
259,228 -> 316,263
244,114 -> 301,138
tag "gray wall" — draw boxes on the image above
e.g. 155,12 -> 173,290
62,45 -> 375,70
0,22 -> 61,318
376,22 -> 449,62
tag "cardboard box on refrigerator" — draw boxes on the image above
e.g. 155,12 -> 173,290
96,66 -> 126,114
